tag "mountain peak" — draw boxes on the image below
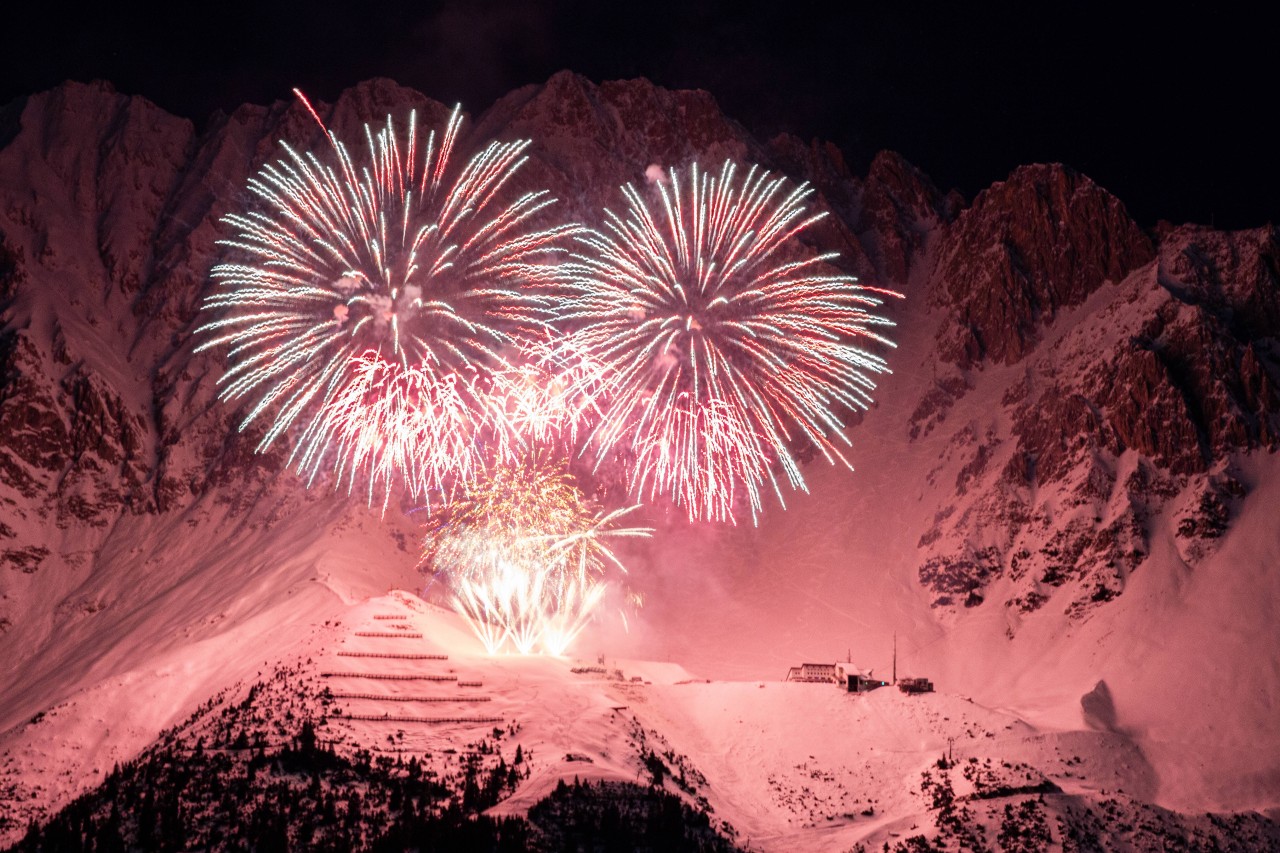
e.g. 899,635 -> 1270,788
931,161 -> 1154,366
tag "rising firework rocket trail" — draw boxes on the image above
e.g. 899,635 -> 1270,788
197,95 -> 576,505
421,458 -> 651,655
553,160 -> 900,524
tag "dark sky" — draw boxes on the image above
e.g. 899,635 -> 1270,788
2,1 -> 1273,228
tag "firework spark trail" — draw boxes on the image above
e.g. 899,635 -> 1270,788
554,160 -> 900,524
197,101 -> 576,504
630,396 -> 771,526
301,352 -> 518,511
486,334 -> 613,449
423,459 -> 651,655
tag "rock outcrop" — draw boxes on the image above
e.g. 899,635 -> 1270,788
914,224 -> 1280,615
930,163 -> 1155,367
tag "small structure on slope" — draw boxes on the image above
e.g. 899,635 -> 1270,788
837,662 -> 889,693
898,676 -> 935,694
784,661 -> 889,693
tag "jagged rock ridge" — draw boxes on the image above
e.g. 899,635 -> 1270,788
3,72 -> 1278,662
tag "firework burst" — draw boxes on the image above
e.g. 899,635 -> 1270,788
303,352 -> 512,510
422,458 -> 650,655
555,160 -> 899,524
197,98 -> 575,503
486,333 -> 612,450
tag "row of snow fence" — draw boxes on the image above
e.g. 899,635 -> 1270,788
321,671 -> 458,681
329,693 -> 492,703
337,651 -> 447,660
353,631 -> 424,638
372,614 -> 406,620
340,714 -> 503,724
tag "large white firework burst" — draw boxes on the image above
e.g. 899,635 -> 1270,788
197,98 -> 575,503
554,160 -> 900,524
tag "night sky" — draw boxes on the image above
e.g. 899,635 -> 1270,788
2,1 -> 1273,229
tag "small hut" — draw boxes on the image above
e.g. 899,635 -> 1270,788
837,662 -> 888,693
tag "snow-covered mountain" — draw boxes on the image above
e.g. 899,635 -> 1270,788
1,74 -> 1277,848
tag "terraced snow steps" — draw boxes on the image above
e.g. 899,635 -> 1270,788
336,651 -> 448,660
352,631 -> 424,638
321,672 -> 459,681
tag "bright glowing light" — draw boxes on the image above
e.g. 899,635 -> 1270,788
304,352 -> 508,510
422,458 -> 650,655
487,334 -> 612,450
197,100 -> 575,503
555,160 -> 900,523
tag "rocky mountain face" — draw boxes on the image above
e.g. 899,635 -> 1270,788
1,72 -> 1278,828
2,73 -> 1280,622
930,164 -> 1157,368
4,70 -> 1279,649
913,185 -> 1280,619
